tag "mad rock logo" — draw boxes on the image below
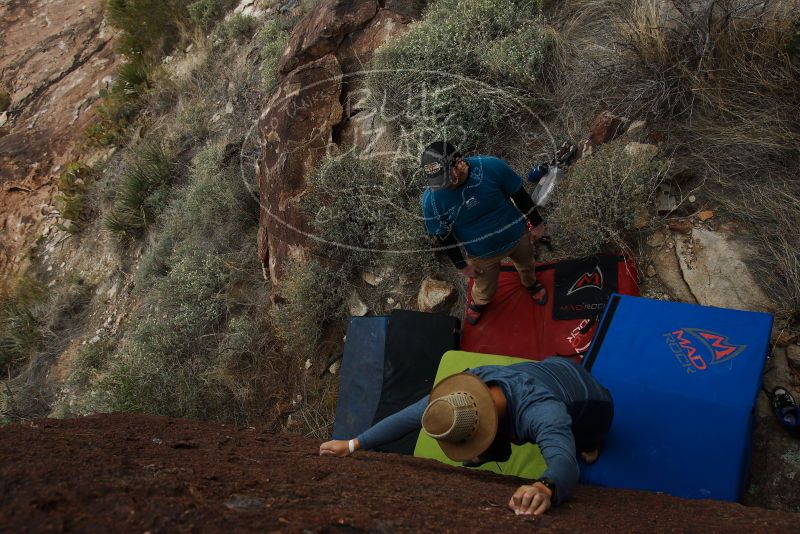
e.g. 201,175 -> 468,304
663,328 -> 746,374
567,266 -> 603,296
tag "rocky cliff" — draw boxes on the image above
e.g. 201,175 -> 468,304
0,0 -> 117,286
257,0 -> 421,283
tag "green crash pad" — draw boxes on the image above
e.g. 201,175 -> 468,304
413,350 -> 547,479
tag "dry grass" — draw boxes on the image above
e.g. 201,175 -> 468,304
541,0 -> 800,317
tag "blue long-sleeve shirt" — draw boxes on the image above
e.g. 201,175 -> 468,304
356,358 -> 612,505
422,156 -> 527,258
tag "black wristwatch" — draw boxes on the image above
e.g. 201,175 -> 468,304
533,477 -> 558,502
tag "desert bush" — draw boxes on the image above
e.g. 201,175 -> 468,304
84,86 -> 144,146
482,24 -> 554,86
55,162 -> 97,231
258,19 -> 291,90
188,0 -> 236,31
0,278 -> 48,371
105,140 -> 177,236
83,57 -> 152,147
117,59 -> 150,96
549,141 -> 669,257
96,136 -> 276,422
368,0 -> 549,154
136,144 -> 258,286
304,150 -> 438,278
102,248 -> 229,417
270,258 -> 352,362
101,238 -> 278,421
175,98 -> 218,147
218,14 -> 259,43
0,275 -> 95,423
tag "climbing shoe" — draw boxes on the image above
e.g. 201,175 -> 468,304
771,386 -> 799,428
527,281 -> 548,306
465,302 -> 486,326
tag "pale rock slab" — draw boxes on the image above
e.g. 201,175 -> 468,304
417,278 -> 455,313
675,228 -> 772,311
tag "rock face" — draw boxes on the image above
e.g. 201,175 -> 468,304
258,54 -> 344,282
0,0 -> 118,286
4,412 -> 800,531
258,0 -> 419,282
675,227 -> 773,311
417,277 -> 455,313
277,0 -> 379,74
588,111 -> 627,145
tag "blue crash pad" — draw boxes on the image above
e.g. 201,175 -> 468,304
581,295 -> 773,501
332,316 -> 389,440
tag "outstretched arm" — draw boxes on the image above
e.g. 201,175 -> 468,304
523,402 -> 579,506
319,395 -> 429,456
507,400 -> 578,515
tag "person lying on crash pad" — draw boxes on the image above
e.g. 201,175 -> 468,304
319,358 -> 613,516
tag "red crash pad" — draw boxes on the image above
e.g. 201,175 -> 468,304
461,256 -> 639,360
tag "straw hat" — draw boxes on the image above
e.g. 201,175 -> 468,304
421,373 -> 498,461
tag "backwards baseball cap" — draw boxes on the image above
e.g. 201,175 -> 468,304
421,141 -> 460,189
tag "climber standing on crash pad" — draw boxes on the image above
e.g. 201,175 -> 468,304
420,141 -> 547,325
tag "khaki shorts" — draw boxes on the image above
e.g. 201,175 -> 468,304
468,233 -> 538,306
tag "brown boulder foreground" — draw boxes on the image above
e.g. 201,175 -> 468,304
0,413 -> 797,532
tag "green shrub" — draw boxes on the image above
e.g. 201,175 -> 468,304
304,150 -> 438,278
107,0 -> 189,58
83,57 -> 152,147
482,24 -> 553,86
136,144 -> 258,286
84,86 -> 143,146
270,258 -> 351,361
175,98 -> 217,148
105,140 -> 176,236
368,0 -> 547,153
55,162 -> 97,231
188,0 -> 236,31
97,139 -> 274,422
0,278 -> 47,371
116,59 -> 150,97
0,89 -> 10,112
218,14 -> 259,43
101,238 -> 277,421
549,141 -> 668,256
257,19 -> 291,90
103,248 -> 228,416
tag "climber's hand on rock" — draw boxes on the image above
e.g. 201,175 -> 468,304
508,484 -> 552,516
319,439 -> 353,457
